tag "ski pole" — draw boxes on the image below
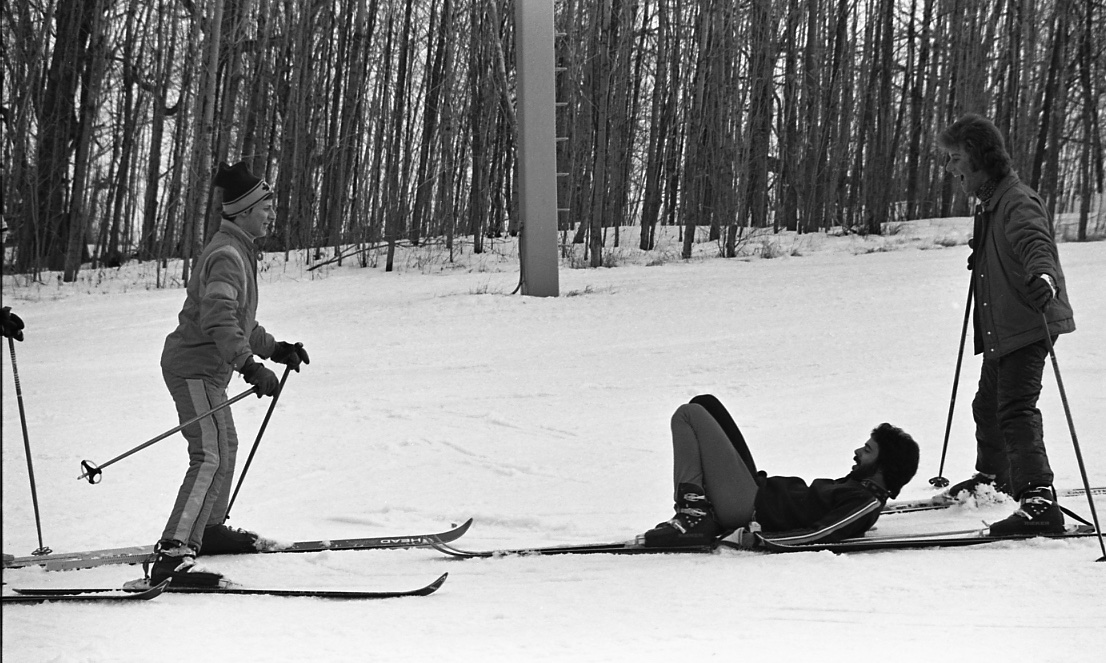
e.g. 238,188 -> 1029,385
8,337 -> 51,556
79,386 -> 257,484
930,276 -> 974,489
225,364 -> 292,519
1039,314 -> 1105,562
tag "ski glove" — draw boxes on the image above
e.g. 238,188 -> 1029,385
1,307 -> 24,341
1024,274 -> 1056,311
241,358 -> 280,397
966,238 -> 975,272
270,341 -> 310,372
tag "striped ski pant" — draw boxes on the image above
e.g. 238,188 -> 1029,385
160,370 -> 240,550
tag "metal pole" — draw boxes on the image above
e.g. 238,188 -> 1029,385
930,278 -> 974,489
8,337 -> 51,555
1039,315 -> 1105,561
79,386 -> 257,483
515,0 -> 559,297
225,365 -> 292,519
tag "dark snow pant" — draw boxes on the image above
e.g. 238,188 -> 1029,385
971,339 -> 1054,499
160,370 -> 240,550
671,395 -> 759,529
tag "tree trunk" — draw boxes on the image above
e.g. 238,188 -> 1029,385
1031,2 -> 1068,192
640,0 -> 669,250
63,0 -> 108,281
744,0 -> 775,230
182,0 -> 225,283
588,0 -> 611,267
37,0 -> 96,272
385,0 -> 415,270
140,0 -> 173,262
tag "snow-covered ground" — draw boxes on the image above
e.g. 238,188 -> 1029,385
3,219 -> 1104,662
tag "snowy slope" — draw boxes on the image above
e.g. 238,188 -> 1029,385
3,220 -> 1104,662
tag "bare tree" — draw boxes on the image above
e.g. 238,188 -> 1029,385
5,0 -> 1105,281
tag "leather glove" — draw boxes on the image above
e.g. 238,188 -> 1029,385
966,237 -> 975,272
270,341 -> 310,372
1024,274 -> 1055,311
1,307 -> 24,341
241,358 -> 280,397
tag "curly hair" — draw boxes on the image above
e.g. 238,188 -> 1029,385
870,423 -> 920,499
937,114 -> 1013,180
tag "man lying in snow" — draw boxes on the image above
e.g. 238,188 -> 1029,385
641,395 -> 920,548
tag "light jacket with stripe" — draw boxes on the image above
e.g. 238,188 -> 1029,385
161,220 -> 276,384
752,474 -> 888,545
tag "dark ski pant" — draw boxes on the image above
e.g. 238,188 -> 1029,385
972,338 -> 1054,498
671,395 -> 759,529
160,370 -> 239,550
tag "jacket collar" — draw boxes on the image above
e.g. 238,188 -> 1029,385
859,479 -> 890,503
982,171 -> 1020,212
843,475 -> 891,502
219,219 -> 259,245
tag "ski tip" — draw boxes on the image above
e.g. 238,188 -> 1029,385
401,572 -> 449,596
151,579 -> 172,592
426,572 -> 449,592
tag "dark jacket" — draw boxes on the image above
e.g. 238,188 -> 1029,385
972,172 -> 1075,358
161,220 -> 276,384
752,474 -> 887,545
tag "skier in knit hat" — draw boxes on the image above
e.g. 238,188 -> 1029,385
150,161 -> 310,587
642,394 -> 919,549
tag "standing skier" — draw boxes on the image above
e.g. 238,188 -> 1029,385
152,161 -> 310,586
642,395 -> 919,548
938,114 -> 1075,536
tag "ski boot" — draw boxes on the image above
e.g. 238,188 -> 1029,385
148,540 -> 225,587
947,472 -> 1009,499
200,523 -> 262,555
642,483 -> 721,548
989,486 -> 1065,536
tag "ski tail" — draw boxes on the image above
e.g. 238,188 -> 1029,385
5,580 -> 170,603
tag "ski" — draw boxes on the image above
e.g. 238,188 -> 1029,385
2,581 -> 170,604
4,519 -> 473,572
12,574 -> 447,600
882,486 -> 1104,515
726,524 -> 1099,554
430,538 -> 712,558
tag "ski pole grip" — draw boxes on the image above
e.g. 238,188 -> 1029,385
79,460 -> 103,485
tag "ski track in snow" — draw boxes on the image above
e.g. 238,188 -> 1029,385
3,221 -> 1105,662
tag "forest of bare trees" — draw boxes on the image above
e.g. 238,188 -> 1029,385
3,0 -> 1104,282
